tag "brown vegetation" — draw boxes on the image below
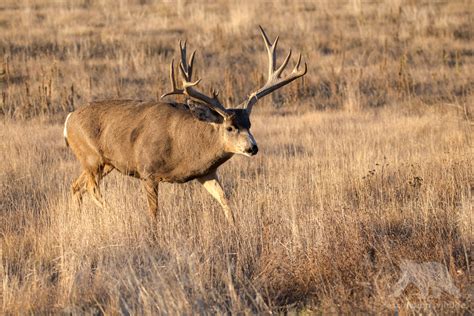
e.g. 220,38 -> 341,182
1,0 -> 472,314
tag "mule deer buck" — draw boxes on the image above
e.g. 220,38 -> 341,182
64,26 -> 306,223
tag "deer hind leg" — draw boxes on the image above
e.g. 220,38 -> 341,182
197,171 -> 235,224
85,172 -> 105,208
85,164 -> 114,208
71,171 -> 88,206
72,164 -> 113,208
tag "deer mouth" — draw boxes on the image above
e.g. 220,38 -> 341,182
245,144 -> 259,156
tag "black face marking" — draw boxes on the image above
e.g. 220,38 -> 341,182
228,109 -> 251,129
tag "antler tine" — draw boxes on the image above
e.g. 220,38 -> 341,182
259,25 -> 278,79
241,26 -> 307,114
161,41 -> 230,119
179,62 -> 188,81
188,50 -> 195,77
294,53 -> 302,70
258,25 -> 272,47
179,40 -> 187,74
160,59 -> 184,98
179,51 -> 195,82
182,79 -> 202,88
178,40 -> 196,82
295,54 -> 307,75
275,49 -> 291,78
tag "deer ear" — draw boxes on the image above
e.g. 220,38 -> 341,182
188,102 -> 223,123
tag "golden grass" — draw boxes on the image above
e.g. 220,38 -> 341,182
1,0 -> 473,314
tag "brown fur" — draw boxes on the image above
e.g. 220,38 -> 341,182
65,99 -> 254,219
66,26 -> 305,221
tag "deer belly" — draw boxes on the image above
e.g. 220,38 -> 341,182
105,158 -> 141,179
159,155 -> 233,183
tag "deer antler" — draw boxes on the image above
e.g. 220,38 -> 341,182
161,41 -> 230,119
241,26 -> 307,114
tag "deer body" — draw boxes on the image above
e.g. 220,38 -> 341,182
66,99 -> 233,183
66,26 -> 306,223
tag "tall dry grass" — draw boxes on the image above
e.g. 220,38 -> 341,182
1,0 -> 472,118
1,0 -> 473,314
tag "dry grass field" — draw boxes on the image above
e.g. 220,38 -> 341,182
1,0 -> 473,314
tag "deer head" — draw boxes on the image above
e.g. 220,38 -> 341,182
161,26 -> 307,157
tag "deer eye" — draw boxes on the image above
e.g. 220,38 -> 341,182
226,126 -> 234,132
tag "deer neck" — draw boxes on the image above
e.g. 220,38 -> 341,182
177,118 -> 232,176
197,120 -> 231,162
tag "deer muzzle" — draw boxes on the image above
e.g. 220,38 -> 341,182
246,144 -> 259,156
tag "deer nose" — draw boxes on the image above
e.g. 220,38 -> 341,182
247,144 -> 258,155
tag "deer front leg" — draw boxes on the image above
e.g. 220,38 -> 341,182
143,178 -> 159,219
197,171 -> 235,224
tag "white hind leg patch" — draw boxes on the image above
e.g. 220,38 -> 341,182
64,113 -> 72,139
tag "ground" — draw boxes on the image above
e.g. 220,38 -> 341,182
1,0 -> 472,314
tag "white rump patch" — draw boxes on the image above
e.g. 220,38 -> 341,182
64,113 -> 72,139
